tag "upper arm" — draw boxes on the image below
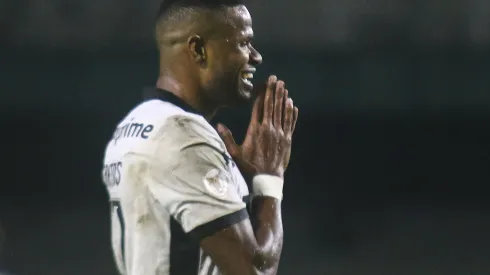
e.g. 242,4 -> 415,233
146,116 -> 264,274
200,219 -> 266,275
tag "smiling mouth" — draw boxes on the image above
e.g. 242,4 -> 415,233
241,71 -> 254,86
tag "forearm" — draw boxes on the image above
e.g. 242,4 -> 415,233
251,197 -> 284,272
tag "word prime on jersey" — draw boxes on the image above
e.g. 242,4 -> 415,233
112,118 -> 154,145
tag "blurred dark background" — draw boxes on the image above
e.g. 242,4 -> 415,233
1,0 -> 489,274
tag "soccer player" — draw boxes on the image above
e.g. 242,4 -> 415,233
101,0 -> 299,274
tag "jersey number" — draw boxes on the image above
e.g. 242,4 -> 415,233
111,200 -> 126,266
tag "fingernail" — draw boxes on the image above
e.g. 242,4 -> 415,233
269,75 -> 276,83
217,124 -> 225,133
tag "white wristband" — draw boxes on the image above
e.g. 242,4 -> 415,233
252,175 -> 284,201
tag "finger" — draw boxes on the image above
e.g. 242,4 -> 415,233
246,93 -> 264,138
283,97 -> 294,135
292,107 -> 299,133
282,89 -> 289,128
263,75 -> 277,125
217,123 -> 239,157
273,81 -> 285,128
250,89 -> 265,125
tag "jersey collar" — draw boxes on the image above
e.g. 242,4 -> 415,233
143,87 -> 202,116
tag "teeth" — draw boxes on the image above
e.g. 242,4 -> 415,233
243,78 -> 253,85
242,73 -> 253,79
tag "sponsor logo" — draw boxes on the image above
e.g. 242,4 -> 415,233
112,118 -> 154,144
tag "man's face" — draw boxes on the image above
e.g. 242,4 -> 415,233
202,5 -> 263,107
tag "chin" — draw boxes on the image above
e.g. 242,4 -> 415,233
224,89 -> 251,107
239,88 -> 253,100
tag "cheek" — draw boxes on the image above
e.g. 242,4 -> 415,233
211,59 -> 239,81
205,46 -> 243,84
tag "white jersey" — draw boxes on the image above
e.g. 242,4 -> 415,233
101,89 -> 250,275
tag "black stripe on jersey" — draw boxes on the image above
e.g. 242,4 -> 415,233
110,201 -> 126,266
188,208 -> 249,241
116,204 -> 125,263
207,262 -> 217,275
170,217 -> 200,275
242,195 -> 250,203
181,142 -> 231,167
220,152 -> 232,166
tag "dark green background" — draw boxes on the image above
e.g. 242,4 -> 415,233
2,49 -> 490,114
1,44 -> 489,275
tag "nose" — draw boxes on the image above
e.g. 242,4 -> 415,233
249,46 -> 262,65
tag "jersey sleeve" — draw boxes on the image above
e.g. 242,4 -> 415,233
146,115 -> 248,241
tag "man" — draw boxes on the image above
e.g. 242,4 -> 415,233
101,0 -> 298,274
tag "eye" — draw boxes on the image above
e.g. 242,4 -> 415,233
239,40 -> 251,48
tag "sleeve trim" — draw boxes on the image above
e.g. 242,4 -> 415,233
181,142 -> 231,166
187,208 -> 249,241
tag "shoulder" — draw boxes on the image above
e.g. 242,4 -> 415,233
130,99 -> 224,150
157,114 -> 224,151
108,100 -> 223,149
142,116 -> 235,190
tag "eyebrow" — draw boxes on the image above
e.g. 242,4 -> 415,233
240,28 -> 254,39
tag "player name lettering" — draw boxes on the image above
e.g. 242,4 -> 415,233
112,118 -> 154,144
103,161 -> 122,187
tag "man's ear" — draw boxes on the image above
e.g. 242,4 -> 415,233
188,35 -> 206,64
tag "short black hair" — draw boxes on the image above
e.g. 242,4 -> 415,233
156,0 -> 244,21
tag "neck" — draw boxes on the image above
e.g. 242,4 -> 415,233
156,74 -> 218,120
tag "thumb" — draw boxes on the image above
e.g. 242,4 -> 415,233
217,123 -> 239,157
